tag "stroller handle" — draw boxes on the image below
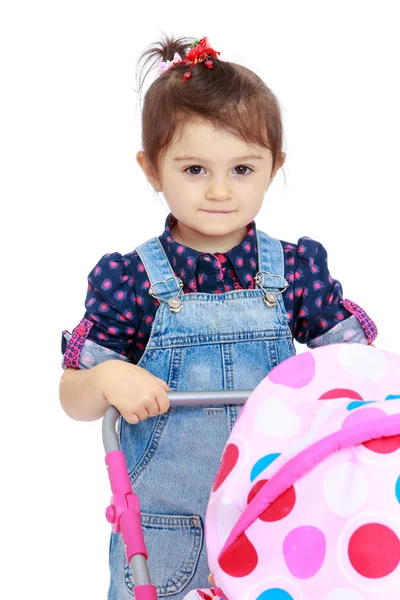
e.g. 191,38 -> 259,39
102,390 -> 251,453
102,390 -> 250,596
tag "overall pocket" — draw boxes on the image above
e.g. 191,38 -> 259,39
124,513 -> 203,597
119,412 -> 170,483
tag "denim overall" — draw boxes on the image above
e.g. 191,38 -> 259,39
108,230 -> 295,599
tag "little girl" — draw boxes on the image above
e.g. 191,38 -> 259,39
59,35 -> 377,600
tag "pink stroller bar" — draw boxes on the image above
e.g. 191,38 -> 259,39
102,390 -> 250,599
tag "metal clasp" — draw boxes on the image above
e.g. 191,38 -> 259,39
254,271 -> 288,308
148,276 -> 184,313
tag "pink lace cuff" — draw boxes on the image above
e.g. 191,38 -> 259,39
62,318 -> 93,369
341,299 -> 378,344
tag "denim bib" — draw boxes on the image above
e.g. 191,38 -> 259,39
108,230 -> 295,600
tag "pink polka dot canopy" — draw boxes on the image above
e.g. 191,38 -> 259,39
202,344 -> 400,600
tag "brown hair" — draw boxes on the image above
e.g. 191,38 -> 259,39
136,33 -> 285,179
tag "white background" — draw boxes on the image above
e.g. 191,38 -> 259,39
1,1 -> 399,598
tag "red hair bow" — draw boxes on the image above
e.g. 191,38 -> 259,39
177,37 -> 220,81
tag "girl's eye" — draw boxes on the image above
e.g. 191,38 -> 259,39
234,165 -> 252,176
184,165 -> 253,176
186,166 -> 205,176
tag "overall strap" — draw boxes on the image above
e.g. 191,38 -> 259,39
135,237 -> 182,300
256,230 -> 287,290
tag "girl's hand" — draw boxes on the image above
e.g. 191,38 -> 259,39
95,360 -> 171,424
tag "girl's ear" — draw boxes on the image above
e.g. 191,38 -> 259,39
136,151 -> 163,192
272,151 -> 286,177
267,151 -> 286,189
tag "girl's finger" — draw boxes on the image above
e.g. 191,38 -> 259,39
146,399 -> 160,417
134,406 -> 150,421
156,389 -> 170,414
125,412 -> 140,425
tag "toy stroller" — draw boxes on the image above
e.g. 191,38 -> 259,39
102,344 -> 400,600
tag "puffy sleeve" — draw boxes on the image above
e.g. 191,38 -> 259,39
289,238 -> 378,348
61,252 -> 139,369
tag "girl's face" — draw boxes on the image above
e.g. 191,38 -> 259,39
137,118 -> 284,252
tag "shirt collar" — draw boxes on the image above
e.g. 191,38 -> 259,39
159,213 -> 258,290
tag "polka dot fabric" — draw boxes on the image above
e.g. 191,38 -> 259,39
192,344 -> 400,600
62,215 -> 377,369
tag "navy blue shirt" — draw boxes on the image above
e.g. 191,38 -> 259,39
62,214 -> 376,366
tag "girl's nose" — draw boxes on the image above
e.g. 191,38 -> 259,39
205,178 -> 233,202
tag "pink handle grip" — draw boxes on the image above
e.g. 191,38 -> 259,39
134,585 -> 158,599
105,450 -> 131,495
105,450 -> 148,560
120,493 -> 148,561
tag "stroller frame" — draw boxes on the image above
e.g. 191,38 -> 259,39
102,390 -> 250,599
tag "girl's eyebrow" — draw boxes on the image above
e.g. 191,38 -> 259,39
173,154 -> 264,162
